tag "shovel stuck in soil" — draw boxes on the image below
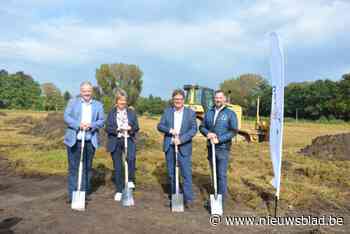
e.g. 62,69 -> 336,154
122,131 -> 134,207
210,142 -> 223,215
171,144 -> 184,212
71,131 -> 86,211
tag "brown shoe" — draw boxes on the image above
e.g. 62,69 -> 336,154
185,202 -> 194,210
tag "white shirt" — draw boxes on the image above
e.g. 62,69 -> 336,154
173,107 -> 184,134
214,105 -> 225,125
116,108 -> 128,137
77,98 -> 92,140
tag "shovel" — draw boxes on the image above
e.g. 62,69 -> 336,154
210,142 -> 223,215
171,143 -> 184,212
122,130 -> 134,207
71,130 -> 86,211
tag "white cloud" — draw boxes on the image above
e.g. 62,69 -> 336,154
0,18 -> 248,64
237,0 -> 350,47
1,0 -> 349,75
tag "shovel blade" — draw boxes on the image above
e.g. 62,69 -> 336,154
122,188 -> 134,207
210,194 -> 223,215
71,191 -> 86,211
171,193 -> 184,212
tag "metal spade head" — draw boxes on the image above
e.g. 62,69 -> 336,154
71,191 -> 86,211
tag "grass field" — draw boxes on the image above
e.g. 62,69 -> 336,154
0,110 -> 349,214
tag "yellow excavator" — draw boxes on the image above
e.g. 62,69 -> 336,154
183,84 -> 269,143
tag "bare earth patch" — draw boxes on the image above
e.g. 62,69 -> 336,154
300,133 -> 350,160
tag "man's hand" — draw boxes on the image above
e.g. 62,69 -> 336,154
80,122 -> 90,130
174,136 -> 181,146
207,132 -> 217,140
170,128 -> 178,136
211,137 -> 219,144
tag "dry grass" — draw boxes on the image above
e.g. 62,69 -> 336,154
0,110 -> 349,213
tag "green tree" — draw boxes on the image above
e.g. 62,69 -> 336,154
220,73 -> 269,115
136,95 -> 168,115
95,63 -> 143,111
41,83 -> 65,111
305,79 -> 338,119
335,73 -> 350,120
0,71 -> 41,109
284,82 -> 310,119
63,91 -> 72,106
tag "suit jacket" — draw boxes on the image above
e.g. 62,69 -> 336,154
199,105 -> 237,150
157,106 -> 197,155
64,98 -> 105,148
105,107 -> 139,153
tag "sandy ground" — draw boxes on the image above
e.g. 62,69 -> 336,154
0,156 -> 349,234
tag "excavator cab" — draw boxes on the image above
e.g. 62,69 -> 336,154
183,84 -> 269,143
184,85 -> 214,120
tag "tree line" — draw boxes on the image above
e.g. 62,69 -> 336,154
0,69 -> 72,111
0,65 -> 166,115
220,73 -> 350,121
1,66 -> 349,121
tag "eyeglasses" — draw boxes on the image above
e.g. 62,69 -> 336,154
173,98 -> 184,101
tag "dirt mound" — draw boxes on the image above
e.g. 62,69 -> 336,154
24,113 -> 152,150
5,116 -> 37,125
27,113 -> 108,149
0,112 -> 7,117
300,133 -> 350,160
23,113 -> 66,149
30,113 -> 64,137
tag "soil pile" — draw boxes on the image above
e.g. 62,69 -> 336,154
300,133 -> 350,160
22,113 -> 156,150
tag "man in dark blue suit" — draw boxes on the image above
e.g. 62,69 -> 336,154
157,89 -> 197,209
199,90 -> 238,209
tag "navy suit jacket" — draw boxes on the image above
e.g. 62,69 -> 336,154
105,107 -> 139,153
157,106 -> 197,155
199,105 -> 237,150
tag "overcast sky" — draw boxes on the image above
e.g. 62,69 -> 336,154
1,0 -> 349,98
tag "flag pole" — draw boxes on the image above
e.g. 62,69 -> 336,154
274,195 -> 278,217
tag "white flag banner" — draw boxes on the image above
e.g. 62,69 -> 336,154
269,32 -> 285,199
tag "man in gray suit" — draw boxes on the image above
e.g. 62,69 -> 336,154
157,89 -> 197,209
64,81 -> 104,203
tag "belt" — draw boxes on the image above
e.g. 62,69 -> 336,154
77,140 -> 91,143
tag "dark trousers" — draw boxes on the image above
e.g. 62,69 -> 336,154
67,141 -> 95,200
165,145 -> 193,203
111,138 -> 136,192
208,147 -> 229,199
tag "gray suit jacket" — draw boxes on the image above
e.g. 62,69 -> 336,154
63,98 -> 105,148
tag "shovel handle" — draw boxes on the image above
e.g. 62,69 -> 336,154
174,143 -> 180,195
124,130 -> 129,186
77,130 -> 85,192
211,141 -> 218,197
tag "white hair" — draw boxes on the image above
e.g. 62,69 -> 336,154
80,81 -> 93,89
